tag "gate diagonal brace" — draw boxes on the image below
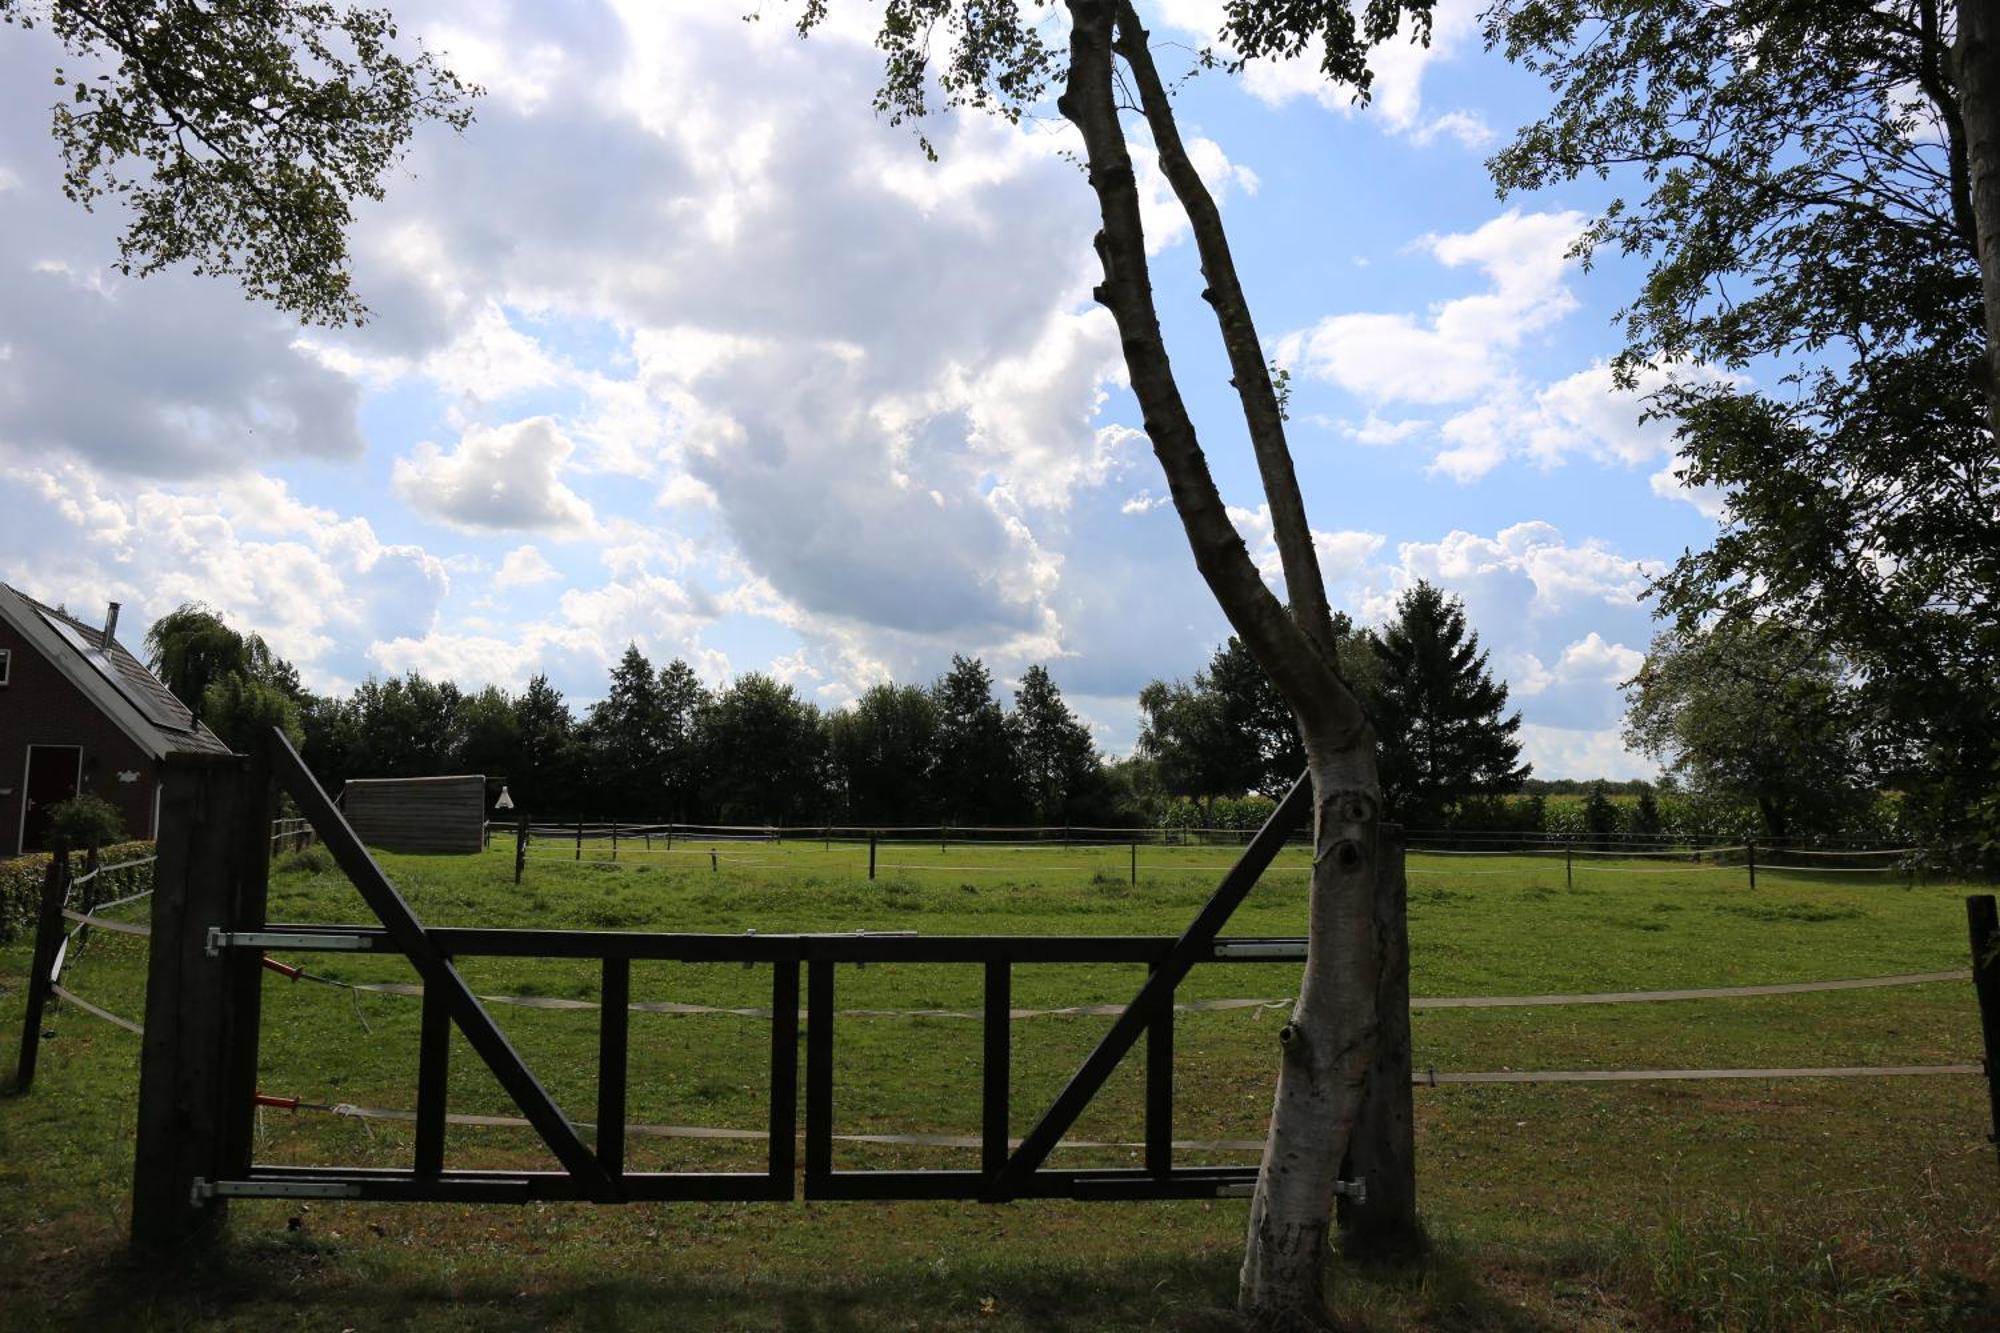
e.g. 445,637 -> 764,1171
263,727 -> 620,1202
993,771 -> 1314,1196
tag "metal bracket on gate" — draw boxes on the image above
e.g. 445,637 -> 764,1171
190,1177 -> 362,1203
1210,940 -> 1308,961
205,927 -> 376,957
1212,1177 -> 1366,1203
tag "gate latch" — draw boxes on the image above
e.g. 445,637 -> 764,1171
206,927 -> 374,957
1214,1176 -> 1366,1203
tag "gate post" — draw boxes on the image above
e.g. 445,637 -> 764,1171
514,811 -> 529,885
131,751 -> 268,1250
1969,895 -> 2000,1170
1338,827 -> 1420,1256
11,854 -> 69,1093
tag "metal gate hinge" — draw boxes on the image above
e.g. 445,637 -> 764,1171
191,1177 -> 362,1203
1214,1176 -> 1366,1203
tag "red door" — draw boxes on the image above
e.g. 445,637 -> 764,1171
21,745 -> 82,852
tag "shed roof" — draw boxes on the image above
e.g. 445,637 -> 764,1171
0,584 -> 235,760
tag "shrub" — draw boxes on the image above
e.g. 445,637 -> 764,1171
46,794 -> 127,855
0,838 -> 155,942
273,844 -> 334,876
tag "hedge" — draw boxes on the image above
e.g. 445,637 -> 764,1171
0,840 -> 155,944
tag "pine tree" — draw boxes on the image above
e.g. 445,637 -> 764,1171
1369,581 -> 1531,826
512,674 -> 574,816
1584,781 -> 1621,852
1008,666 -> 1099,824
931,656 -> 1020,823
583,645 -> 667,817
657,659 -> 710,822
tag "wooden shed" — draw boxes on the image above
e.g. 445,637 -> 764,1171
340,775 -> 487,854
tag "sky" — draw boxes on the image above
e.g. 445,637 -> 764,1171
0,1 -> 1724,779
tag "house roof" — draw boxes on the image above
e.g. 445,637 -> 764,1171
0,584 -> 235,760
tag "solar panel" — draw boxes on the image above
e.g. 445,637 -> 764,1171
42,611 -> 197,732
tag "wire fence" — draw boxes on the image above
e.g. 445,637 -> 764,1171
17,803 -> 1994,1185
491,819 -> 1928,889
491,816 -> 1932,855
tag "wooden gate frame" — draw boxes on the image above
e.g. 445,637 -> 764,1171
130,729 -> 1413,1246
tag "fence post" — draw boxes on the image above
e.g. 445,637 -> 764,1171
1968,895 -> 2000,1171
514,812 -> 529,886
869,833 -> 877,881
710,850 -> 718,873
611,822 -> 620,862
11,853 -> 69,1094
1338,827 -> 1420,1255
131,751 -> 264,1250
575,820 -> 583,861
1747,841 -> 1758,890
1131,840 -> 1138,887
1565,843 -> 1573,891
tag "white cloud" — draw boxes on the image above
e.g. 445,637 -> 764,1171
3,461 -> 448,686
1518,723 -> 1655,782
1227,503 -> 1385,587
393,417 -> 596,534
1513,632 -> 1644,697
1343,413 -> 1431,446
495,545 -> 561,588
1277,209 -> 1589,407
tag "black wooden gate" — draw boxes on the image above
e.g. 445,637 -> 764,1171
131,730 -> 1406,1243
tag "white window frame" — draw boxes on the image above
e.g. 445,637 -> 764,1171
0,647 -> 11,685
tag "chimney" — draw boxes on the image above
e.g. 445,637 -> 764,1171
102,601 -> 121,647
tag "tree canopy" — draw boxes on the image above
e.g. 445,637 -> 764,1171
1488,0 -> 2000,843
1623,617 -> 1871,840
1,0 -> 477,325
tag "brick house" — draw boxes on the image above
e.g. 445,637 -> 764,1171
0,584 -> 232,857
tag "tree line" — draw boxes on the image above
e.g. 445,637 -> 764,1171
143,580 -> 1533,831
144,608 -> 1112,826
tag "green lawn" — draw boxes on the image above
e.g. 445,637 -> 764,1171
1,839 -> 1993,1330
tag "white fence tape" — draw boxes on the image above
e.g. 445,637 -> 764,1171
288,967 -> 1970,1020
287,1061 -> 1981,1149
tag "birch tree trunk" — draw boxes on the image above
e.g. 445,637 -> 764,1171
1956,0 -> 2000,444
1059,3 -> 1389,1323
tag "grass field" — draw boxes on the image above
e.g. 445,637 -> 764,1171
1,837 -> 1994,1331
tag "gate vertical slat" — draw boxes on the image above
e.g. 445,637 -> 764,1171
415,983 -> 449,1176
982,959 -> 1011,1182
1146,962 -> 1172,1177
768,961 -> 801,1194
805,960 -> 835,1189
597,958 -> 630,1181
220,742 -> 275,1183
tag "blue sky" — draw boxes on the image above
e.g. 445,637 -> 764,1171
0,1 -> 1723,778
